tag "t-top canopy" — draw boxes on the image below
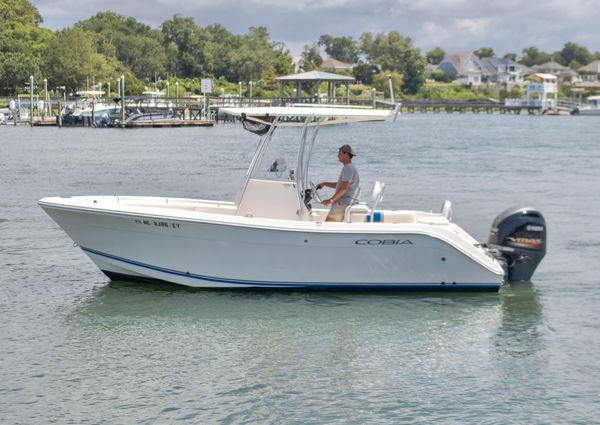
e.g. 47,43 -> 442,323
275,71 -> 355,82
220,106 -> 393,120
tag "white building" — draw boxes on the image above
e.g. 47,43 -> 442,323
527,73 -> 558,109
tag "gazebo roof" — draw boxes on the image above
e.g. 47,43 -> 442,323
276,70 -> 354,82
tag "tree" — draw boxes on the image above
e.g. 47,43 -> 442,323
503,53 -> 517,61
0,0 -> 52,94
203,23 -> 240,79
352,63 -> 380,85
426,47 -> 445,65
301,43 -> 323,71
372,71 -> 403,99
474,47 -> 495,59
229,26 -> 277,83
556,42 -> 592,68
0,51 -> 41,94
520,46 -> 551,67
359,31 -> 425,94
0,0 -> 42,28
430,69 -> 453,83
77,12 -> 167,81
318,35 -> 359,63
161,15 -> 209,77
43,28 -> 121,92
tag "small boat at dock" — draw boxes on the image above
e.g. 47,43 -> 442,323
571,96 -> 600,116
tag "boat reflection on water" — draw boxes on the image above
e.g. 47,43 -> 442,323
70,279 -> 541,329
495,282 -> 544,358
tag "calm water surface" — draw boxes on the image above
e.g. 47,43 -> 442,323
1,114 -> 599,423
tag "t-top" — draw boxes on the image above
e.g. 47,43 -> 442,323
336,163 -> 360,206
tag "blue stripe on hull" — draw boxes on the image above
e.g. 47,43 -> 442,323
82,246 -> 501,291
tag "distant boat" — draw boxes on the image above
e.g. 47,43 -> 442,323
61,90 -> 119,126
572,96 -> 600,116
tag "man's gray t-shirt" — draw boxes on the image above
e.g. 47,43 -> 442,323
336,163 -> 360,206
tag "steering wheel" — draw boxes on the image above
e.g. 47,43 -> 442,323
309,182 -> 323,203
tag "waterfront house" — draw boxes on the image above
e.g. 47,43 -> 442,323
437,53 -> 490,86
320,58 -> 353,73
531,60 -> 581,83
578,60 -> 600,82
480,57 -> 531,85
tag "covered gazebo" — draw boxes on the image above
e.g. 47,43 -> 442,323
277,71 -> 355,104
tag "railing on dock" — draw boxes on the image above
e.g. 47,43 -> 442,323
5,94 -> 572,127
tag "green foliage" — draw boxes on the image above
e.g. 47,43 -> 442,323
352,63 -> 380,85
416,82 -> 489,100
426,47 -> 445,65
520,46 -> 551,67
430,69 -> 453,83
301,43 -> 323,71
160,17 -> 291,84
230,26 -> 279,82
474,47 -> 495,58
348,84 -> 374,99
0,0 -> 42,29
318,35 -> 359,63
0,0 -> 52,94
556,42 -> 592,68
0,51 -> 41,94
499,85 -> 523,99
76,12 -> 167,81
372,72 -> 403,98
503,53 -> 517,61
43,27 -> 143,93
359,31 -> 425,94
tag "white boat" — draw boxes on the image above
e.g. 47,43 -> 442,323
62,90 -> 119,125
572,96 -> 600,115
39,107 -> 546,291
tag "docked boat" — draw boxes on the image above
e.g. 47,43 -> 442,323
572,96 -> 600,115
39,107 -> 546,291
61,90 -> 120,126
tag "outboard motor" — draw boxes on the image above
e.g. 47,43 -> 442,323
488,207 -> 546,283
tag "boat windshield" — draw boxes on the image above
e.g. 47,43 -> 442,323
251,126 -> 302,182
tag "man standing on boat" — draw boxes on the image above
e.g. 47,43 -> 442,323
317,144 -> 360,222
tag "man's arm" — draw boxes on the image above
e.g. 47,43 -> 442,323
322,181 -> 350,206
317,181 -> 336,189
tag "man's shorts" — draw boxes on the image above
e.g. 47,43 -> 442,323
326,202 -> 348,221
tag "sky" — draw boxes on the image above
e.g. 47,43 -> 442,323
30,0 -> 600,57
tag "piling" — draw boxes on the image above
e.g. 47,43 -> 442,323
29,75 -> 34,126
120,76 -> 126,128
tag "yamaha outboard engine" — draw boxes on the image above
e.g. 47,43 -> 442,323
488,207 -> 546,283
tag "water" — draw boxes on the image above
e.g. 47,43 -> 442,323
1,115 -> 599,423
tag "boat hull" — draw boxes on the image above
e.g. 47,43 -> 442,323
577,109 -> 600,116
39,197 -> 504,291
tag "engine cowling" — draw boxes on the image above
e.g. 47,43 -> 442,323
488,207 -> 546,283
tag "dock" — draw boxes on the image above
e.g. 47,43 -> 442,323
397,99 -> 542,114
125,119 -> 214,128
